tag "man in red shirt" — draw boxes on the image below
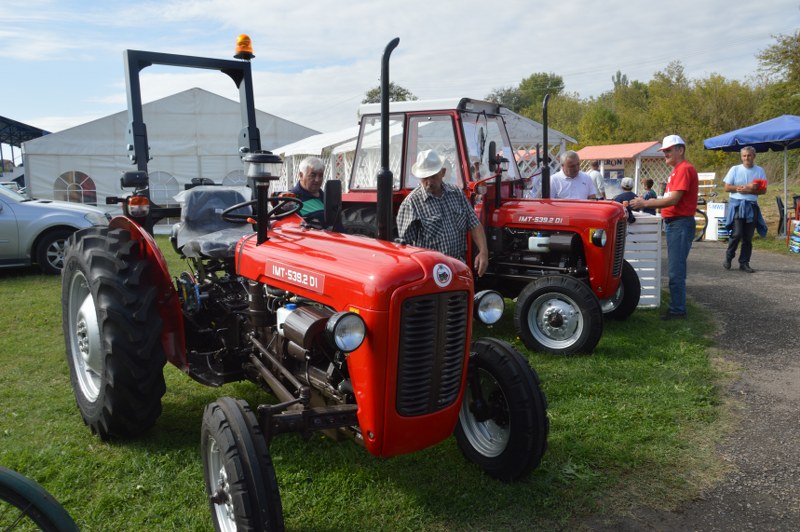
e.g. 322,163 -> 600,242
630,135 -> 699,319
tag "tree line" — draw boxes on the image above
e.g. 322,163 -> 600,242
367,31 -> 800,183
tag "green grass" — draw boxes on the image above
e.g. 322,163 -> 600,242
0,237 -> 737,531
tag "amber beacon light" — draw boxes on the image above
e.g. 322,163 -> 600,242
234,34 -> 254,60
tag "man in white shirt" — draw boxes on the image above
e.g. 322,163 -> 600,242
587,160 -> 605,199
550,151 -> 598,200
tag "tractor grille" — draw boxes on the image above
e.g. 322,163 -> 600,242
612,219 -> 627,277
396,292 -> 469,417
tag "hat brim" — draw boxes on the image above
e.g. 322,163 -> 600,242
411,163 -> 444,179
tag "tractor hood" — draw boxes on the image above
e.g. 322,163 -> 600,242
235,221 -> 474,312
485,198 -> 626,229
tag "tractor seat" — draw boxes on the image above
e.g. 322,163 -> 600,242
171,186 -> 253,258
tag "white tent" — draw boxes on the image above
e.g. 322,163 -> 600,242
22,88 -> 318,208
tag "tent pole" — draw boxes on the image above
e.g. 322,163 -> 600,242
784,145 -> 789,241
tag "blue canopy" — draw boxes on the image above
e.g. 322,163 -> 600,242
704,115 -> 800,236
704,115 -> 800,152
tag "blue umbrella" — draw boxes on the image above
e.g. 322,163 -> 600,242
704,115 -> 800,234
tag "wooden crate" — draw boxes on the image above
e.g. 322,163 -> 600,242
624,213 -> 662,308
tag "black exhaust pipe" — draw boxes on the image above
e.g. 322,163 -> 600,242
377,37 -> 399,241
540,94 -> 551,199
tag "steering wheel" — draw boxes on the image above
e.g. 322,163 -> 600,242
221,196 -> 303,224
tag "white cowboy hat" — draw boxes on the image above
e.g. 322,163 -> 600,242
411,149 -> 444,179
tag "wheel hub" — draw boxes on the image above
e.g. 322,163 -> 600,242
539,299 -> 579,341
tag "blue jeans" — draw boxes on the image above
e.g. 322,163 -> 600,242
665,216 -> 695,315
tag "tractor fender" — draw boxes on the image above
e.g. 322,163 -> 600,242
109,217 -> 187,368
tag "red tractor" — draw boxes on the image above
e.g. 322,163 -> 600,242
61,42 -> 548,530
340,95 -> 640,356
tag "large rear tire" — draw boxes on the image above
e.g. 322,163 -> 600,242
514,275 -> 603,355
600,260 -> 641,320
202,398 -> 284,532
455,338 -> 548,482
61,226 -> 166,440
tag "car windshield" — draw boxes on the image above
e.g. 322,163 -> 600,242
0,184 -> 26,201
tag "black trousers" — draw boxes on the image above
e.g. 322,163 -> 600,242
726,217 -> 756,264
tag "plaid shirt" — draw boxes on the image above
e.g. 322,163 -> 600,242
396,183 -> 480,262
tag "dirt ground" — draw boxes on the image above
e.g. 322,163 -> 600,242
581,237 -> 800,530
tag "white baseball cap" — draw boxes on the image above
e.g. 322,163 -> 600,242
411,149 -> 444,179
658,134 -> 686,151
621,177 -> 634,190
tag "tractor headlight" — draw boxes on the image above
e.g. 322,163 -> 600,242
326,312 -> 366,352
474,290 -> 505,325
591,228 -> 607,247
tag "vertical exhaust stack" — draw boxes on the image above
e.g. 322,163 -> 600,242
540,94 -> 551,199
377,38 -> 400,241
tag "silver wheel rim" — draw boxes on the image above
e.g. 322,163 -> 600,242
45,238 -> 68,271
207,435 -> 236,532
67,270 -> 103,401
528,293 -> 584,350
458,368 -> 509,458
599,283 -> 623,314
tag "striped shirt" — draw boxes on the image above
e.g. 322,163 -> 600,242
396,183 -> 480,262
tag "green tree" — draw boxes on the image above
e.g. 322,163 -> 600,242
486,73 -> 565,113
757,30 -> 800,117
577,104 -> 620,146
361,82 -> 418,104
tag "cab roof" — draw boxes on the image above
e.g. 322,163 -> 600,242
358,98 -> 502,118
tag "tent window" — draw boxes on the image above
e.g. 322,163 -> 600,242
223,170 -> 246,186
148,171 -> 180,206
54,171 -> 97,205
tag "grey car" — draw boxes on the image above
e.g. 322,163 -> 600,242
0,186 -> 111,274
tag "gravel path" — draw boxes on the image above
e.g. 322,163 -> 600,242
585,238 -> 800,530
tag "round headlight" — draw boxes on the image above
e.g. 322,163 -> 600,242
591,228 -> 607,247
474,290 -> 505,325
325,312 -> 366,352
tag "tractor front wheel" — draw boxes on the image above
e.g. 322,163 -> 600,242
514,275 -> 603,355
600,260 -> 641,320
455,338 -> 549,482
202,398 -> 284,532
61,226 -> 166,440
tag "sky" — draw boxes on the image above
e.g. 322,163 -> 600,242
1,0 -> 799,165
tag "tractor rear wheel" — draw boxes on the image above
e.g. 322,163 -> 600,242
514,275 -> 603,355
455,338 -> 549,482
61,226 -> 166,440
341,206 -> 378,237
202,398 -> 284,532
600,260 -> 641,320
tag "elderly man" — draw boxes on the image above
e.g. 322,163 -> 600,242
397,149 -> 489,277
290,156 -> 327,226
630,135 -> 698,320
722,145 -> 767,273
549,151 -> 598,200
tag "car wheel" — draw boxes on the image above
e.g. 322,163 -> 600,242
455,338 -> 549,481
61,226 -> 166,440
35,228 -> 74,274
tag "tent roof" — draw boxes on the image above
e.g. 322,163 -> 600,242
577,141 -> 661,160
272,125 -> 361,157
23,88 -> 319,156
0,115 -> 50,147
704,115 -> 800,153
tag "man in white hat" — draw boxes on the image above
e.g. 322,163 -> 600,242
630,134 -> 699,320
397,149 -> 489,276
